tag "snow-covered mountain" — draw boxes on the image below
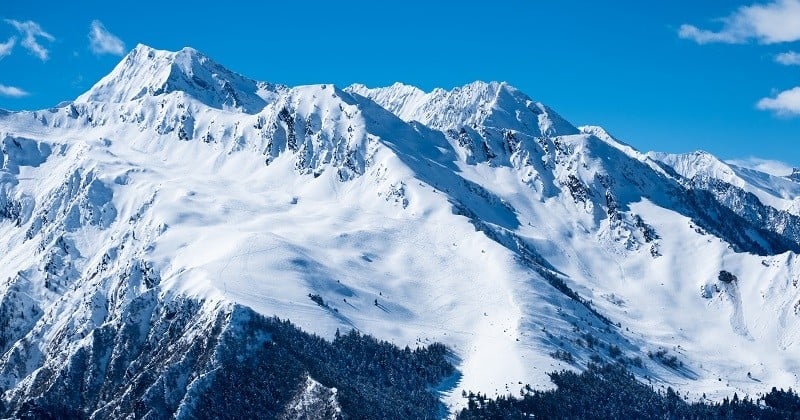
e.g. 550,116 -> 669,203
1,44 -> 800,417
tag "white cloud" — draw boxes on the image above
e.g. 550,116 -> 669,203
88,20 -> 124,56
5,19 -> 54,61
0,84 -> 29,98
0,37 -> 15,60
776,51 -> 800,65
757,87 -> 800,115
727,157 -> 795,176
678,24 -> 742,44
679,0 -> 800,44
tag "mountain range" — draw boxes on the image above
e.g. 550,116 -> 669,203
1,44 -> 799,417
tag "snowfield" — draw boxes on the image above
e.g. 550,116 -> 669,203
1,44 -> 799,414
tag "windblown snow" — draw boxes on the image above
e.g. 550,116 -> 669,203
1,44 -> 800,413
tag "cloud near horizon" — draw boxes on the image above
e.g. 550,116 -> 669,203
0,84 -> 29,98
5,19 -> 54,61
726,157 -> 796,175
89,20 -> 125,56
679,0 -> 800,44
757,87 -> 800,116
678,1 -> 800,118
776,51 -> 800,66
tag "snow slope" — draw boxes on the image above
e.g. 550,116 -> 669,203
651,150 -> 800,215
1,45 -> 799,415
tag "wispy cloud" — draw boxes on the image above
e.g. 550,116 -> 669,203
678,2 -> 800,118
757,87 -> 800,116
88,20 -> 124,56
5,19 -> 54,61
726,157 -> 795,176
0,37 -> 15,60
678,25 -> 741,44
0,84 -> 29,98
679,0 -> 800,44
71,74 -> 84,88
776,51 -> 800,66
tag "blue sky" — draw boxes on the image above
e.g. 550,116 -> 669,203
1,1 -> 799,167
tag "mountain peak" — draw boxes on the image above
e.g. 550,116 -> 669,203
579,125 -> 643,154
348,80 -> 578,138
580,125 -> 619,144
789,168 -> 800,182
77,44 -> 275,113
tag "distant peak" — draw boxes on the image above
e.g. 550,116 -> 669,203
389,81 -> 423,91
349,80 -> 578,138
579,125 -> 613,140
650,149 -> 738,183
690,150 -> 717,160
349,81 -> 515,98
580,125 -> 633,148
446,80 -> 519,101
467,80 -> 511,91
177,45 -> 200,55
348,81 -> 425,97
130,43 -> 155,54
124,44 -> 197,63
128,43 -> 201,57
76,45 -> 273,113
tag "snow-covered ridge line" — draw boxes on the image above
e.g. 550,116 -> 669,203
77,44 -> 281,114
1,44 -> 799,415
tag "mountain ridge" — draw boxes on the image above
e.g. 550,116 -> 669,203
76,44 -> 281,114
1,44 -> 799,416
